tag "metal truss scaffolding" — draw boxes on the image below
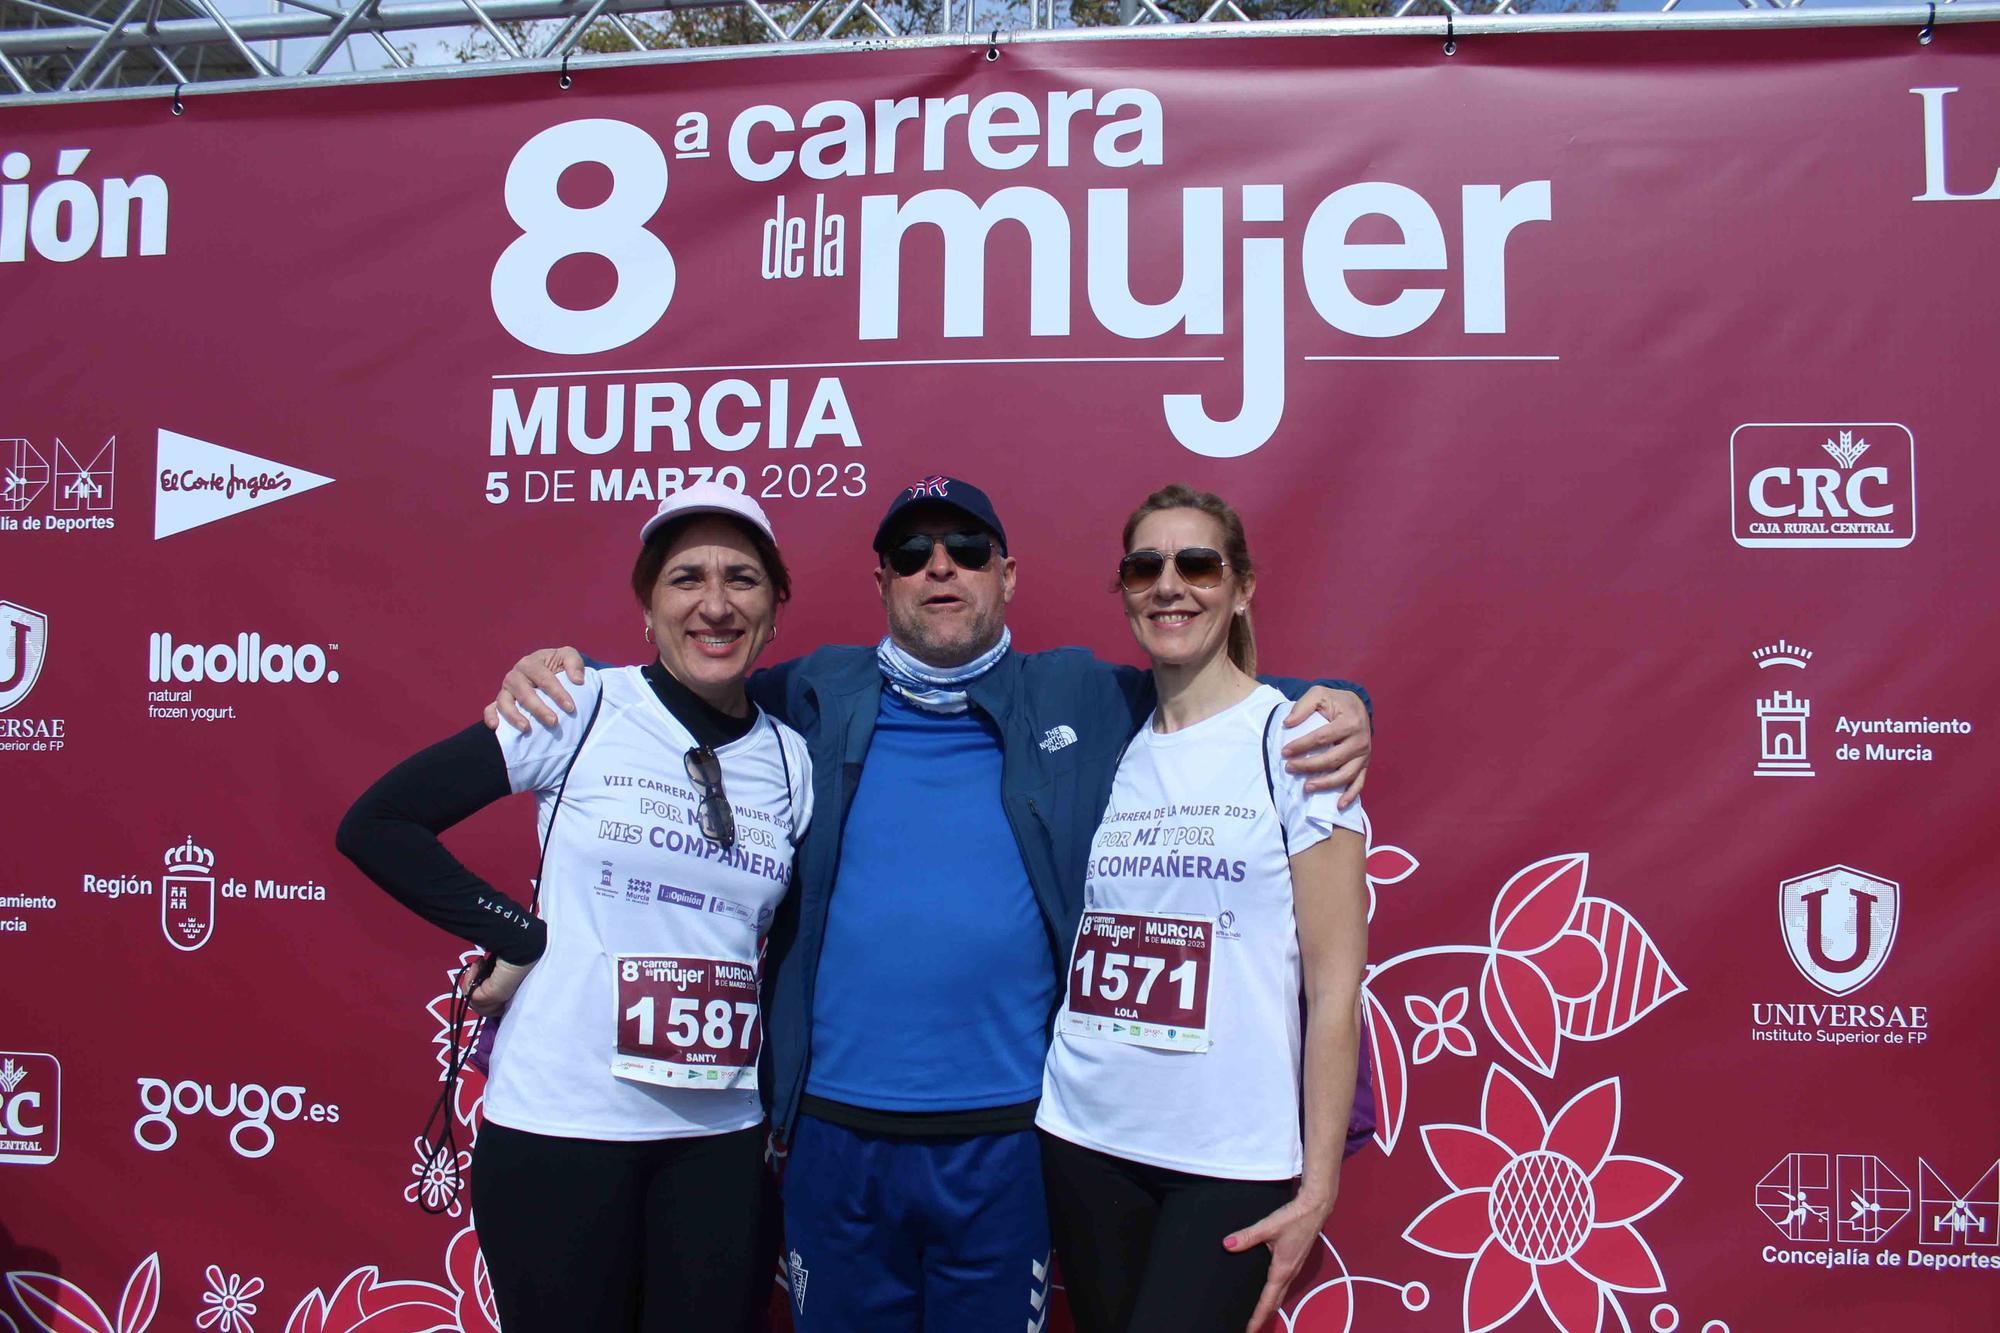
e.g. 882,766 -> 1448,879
0,0 -> 1995,100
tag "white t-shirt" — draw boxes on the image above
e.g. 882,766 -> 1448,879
1037,684 -> 1364,1180
483,665 -> 812,1141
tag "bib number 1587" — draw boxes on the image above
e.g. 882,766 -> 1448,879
612,954 -> 761,1090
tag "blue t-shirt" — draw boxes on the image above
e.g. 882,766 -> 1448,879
805,689 -> 1056,1110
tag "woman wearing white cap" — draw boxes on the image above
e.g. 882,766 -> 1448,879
337,482 -> 813,1333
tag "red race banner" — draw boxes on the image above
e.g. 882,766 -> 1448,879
4,23 -> 1997,1333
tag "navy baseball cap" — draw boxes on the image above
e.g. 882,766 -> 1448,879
872,476 -> 1008,555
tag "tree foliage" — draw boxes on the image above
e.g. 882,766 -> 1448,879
458,0 -> 1612,62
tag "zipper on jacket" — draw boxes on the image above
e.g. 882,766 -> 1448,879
1021,795 -> 1070,993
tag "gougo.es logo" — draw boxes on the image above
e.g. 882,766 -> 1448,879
133,1077 -> 340,1158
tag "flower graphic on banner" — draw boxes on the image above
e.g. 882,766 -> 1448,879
196,1269 -> 262,1333
1358,807 -> 1420,923
424,949 -> 490,1131
1361,852 -> 1684,1154
284,1225 -> 492,1333
4,1254 -> 159,1333
1479,854 -> 1610,1078
1405,988 -> 1477,1066
1403,1067 -> 1680,1333
444,1226 -> 500,1333
1277,1234 -> 1430,1333
405,1137 -> 472,1218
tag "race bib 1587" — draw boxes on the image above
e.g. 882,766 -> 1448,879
611,953 -> 761,1090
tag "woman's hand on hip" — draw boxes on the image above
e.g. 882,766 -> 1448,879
459,956 -> 532,1018
1224,1185 -> 1336,1333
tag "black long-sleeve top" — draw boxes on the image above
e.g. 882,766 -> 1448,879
334,663 -> 756,965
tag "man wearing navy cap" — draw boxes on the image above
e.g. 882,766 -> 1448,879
490,476 -> 1371,1333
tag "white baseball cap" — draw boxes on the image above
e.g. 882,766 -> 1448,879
638,481 -> 777,546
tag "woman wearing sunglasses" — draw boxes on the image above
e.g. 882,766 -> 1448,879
335,482 -> 812,1333
1035,485 -> 1369,1333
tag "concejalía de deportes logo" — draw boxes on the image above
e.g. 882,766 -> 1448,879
133,1076 -> 339,1158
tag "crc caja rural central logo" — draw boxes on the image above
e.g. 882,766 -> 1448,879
0,1052 -> 60,1165
1730,424 -> 1915,548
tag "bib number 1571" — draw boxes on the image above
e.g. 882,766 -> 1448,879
1062,911 -> 1213,1052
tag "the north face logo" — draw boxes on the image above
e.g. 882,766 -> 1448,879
787,1249 -> 808,1313
1039,725 -> 1077,754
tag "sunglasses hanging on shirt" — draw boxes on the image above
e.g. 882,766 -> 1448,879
884,531 -> 996,577
1116,546 -> 1230,593
684,744 -> 736,850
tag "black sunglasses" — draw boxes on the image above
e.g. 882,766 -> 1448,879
1116,547 -> 1230,593
884,531 -> 996,578
683,745 -> 735,850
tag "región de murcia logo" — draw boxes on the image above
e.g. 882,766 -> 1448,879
162,835 -> 217,950
80,834 -> 330,951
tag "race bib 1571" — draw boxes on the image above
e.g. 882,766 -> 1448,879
1061,910 -> 1213,1052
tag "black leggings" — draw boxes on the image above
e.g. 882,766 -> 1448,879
471,1119 -> 775,1333
1039,1131 -> 1295,1333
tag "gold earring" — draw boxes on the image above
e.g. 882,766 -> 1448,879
644,623 -> 654,644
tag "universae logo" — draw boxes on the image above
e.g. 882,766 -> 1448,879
0,600 -> 48,714
1730,423 -> 1915,549
1780,864 -> 1898,997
